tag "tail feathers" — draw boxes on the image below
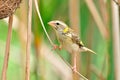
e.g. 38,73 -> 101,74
81,47 -> 96,54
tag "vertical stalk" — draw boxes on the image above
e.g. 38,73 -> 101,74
25,0 -> 32,80
112,0 -> 120,80
18,0 -> 27,79
69,0 -> 80,80
1,15 -> 13,80
69,0 -> 80,34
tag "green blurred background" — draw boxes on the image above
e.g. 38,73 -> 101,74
0,0 -> 119,80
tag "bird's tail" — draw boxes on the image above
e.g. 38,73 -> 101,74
81,47 -> 96,54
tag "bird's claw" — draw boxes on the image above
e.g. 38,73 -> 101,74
52,45 -> 58,50
58,45 -> 62,50
52,44 -> 62,50
72,66 -> 77,72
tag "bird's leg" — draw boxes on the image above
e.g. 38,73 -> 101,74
72,53 -> 77,72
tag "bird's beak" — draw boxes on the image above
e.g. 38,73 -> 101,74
48,21 -> 55,27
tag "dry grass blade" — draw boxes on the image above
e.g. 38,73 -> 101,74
85,0 -> 109,39
25,0 -> 32,80
99,0 -> 109,26
1,15 -> 13,80
112,1 -> 120,80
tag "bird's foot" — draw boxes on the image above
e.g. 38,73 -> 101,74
52,44 -> 58,50
72,66 -> 77,72
52,44 -> 62,50
58,45 -> 62,50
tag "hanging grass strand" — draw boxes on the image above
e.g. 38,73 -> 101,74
34,0 -> 54,46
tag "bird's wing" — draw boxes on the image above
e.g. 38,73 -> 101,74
70,30 -> 96,54
71,32 -> 84,48
65,28 -> 96,54
65,28 -> 84,48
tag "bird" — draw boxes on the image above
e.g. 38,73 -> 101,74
48,20 -> 96,72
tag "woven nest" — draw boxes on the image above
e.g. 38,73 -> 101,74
0,0 -> 21,19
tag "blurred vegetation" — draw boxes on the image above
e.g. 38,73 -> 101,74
0,0 -> 119,80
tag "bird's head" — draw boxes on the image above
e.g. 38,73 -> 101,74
48,20 -> 69,33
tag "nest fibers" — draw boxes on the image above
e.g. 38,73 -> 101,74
0,0 -> 21,19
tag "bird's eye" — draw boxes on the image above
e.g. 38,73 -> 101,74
56,22 -> 60,25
